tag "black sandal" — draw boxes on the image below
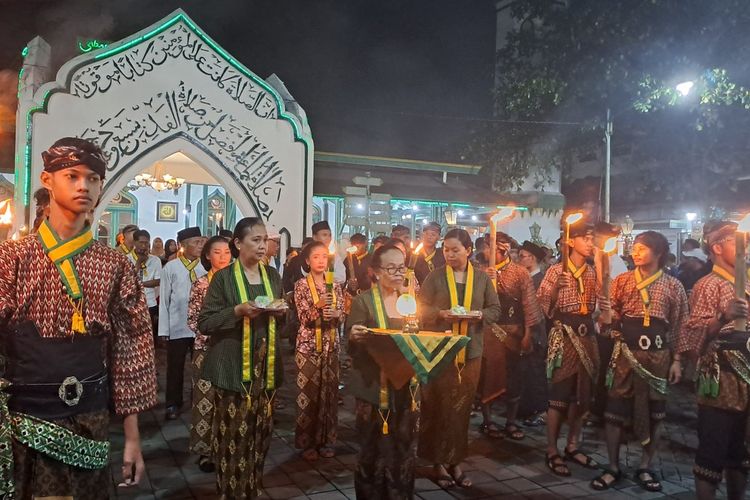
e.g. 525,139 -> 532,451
590,468 -> 621,490
479,422 -> 504,439
504,423 -> 525,440
545,453 -> 571,477
564,448 -> 599,469
635,468 -> 662,492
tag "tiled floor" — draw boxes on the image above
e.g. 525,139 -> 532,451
108,345 -> 736,499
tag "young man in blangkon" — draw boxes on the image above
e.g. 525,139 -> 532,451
414,221 -> 445,285
0,137 -> 157,498
537,219 -> 604,477
681,220 -> 750,500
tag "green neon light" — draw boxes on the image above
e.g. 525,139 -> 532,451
21,46 -> 28,58
77,39 -> 109,53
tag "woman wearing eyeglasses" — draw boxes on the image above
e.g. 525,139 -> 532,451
347,243 -> 419,499
417,228 -> 501,489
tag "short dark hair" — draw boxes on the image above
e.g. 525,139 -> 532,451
634,231 -> 670,268
444,228 -> 473,251
133,229 -> 150,241
391,224 -> 410,235
370,244 -> 405,270
372,235 -> 390,246
33,188 -> 50,206
231,217 -> 265,258
683,238 -> 700,251
350,233 -> 367,245
201,236 -> 230,271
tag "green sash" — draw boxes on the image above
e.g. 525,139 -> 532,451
37,220 -> 93,334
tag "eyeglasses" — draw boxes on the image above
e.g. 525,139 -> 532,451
380,265 -> 408,276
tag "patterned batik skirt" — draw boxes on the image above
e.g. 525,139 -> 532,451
295,349 -> 339,450
13,410 -> 110,500
417,356 -> 481,465
190,349 -> 215,457
355,389 -> 419,500
211,387 -> 273,499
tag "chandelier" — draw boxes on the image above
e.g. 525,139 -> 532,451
129,163 -> 185,194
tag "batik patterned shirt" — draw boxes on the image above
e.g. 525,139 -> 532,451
610,270 -> 689,351
0,235 -> 157,415
294,277 -> 345,354
538,262 -> 600,317
187,275 -> 210,351
494,261 -> 543,330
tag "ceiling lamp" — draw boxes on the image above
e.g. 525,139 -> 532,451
129,162 -> 185,194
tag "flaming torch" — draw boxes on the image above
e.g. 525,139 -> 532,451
409,242 -> 423,270
562,212 -> 584,266
489,207 -> 516,282
735,215 -> 750,331
326,242 -> 336,297
0,199 -> 13,241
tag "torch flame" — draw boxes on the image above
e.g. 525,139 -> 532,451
603,237 -> 618,254
346,245 -> 358,254
0,199 -> 12,225
413,242 -> 424,255
493,207 -> 515,223
565,212 -> 584,226
738,214 -> 750,233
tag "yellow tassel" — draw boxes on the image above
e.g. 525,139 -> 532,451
72,310 -> 86,334
643,313 -> 651,327
315,329 -> 322,353
580,303 -> 588,315
267,400 -> 273,415
411,399 -> 417,412
382,421 -> 389,435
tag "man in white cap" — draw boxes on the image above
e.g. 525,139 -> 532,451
678,248 -> 710,295
264,223 -> 282,274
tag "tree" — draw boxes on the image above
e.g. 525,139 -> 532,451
470,0 -> 750,211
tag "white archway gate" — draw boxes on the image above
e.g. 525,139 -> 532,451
15,9 -> 313,242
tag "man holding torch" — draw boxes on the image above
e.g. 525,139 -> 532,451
591,231 -> 688,492
0,138 -> 157,497
414,221 -> 445,285
537,215 -> 604,477
681,220 -> 750,500
479,230 -> 544,440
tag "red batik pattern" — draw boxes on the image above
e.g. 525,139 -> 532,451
0,236 -> 157,415
494,261 -> 544,329
681,272 -> 750,355
610,271 -> 689,350
187,275 -> 210,351
538,262 -> 600,316
293,277 -> 345,355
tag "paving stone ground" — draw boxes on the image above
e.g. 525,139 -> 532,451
108,344 -> 743,499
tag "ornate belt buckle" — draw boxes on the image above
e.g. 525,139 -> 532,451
654,335 -> 664,349
508,306 -> 515,318
577,324 -> 588,336
59,376 -> 83,407
638,335 -> 652,351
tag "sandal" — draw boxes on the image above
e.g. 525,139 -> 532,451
302,448 -> 319,461
449,466 -> 472,488
433,465 -> 455,489
197,455 -> 215,473
590,468 -> 621,490
564,448 -> 599,469
635,468 -> 662,492
319,447 -> 335,458
504,423 -> 525,440
479,422 -> 504,439
545,453 -> 571,477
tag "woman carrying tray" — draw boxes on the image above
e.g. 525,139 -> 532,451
197,217 -> 285,498
417,228 -> 501,489
347,243 -> 420,499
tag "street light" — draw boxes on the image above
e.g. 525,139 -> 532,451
603,80 -> 694,222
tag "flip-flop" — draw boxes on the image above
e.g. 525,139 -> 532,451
434,474 -> 455,489
635,468 -> 662,492
564,448 -> 599,469
453,472 -> 472,488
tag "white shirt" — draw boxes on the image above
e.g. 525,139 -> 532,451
158,257 -> 207,340
128,254 -> 162,308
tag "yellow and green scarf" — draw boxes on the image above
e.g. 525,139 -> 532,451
566,258 -> 588,315
232,260 -> 277,389
446,263 -> 474,366
634,268 -> 663,327
307,274 -> 337,352
180,255 -> 200,283
37,220 -> 93,334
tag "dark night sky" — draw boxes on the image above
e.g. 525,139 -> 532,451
0,0 -> 497,163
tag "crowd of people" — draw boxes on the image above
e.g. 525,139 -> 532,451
0,137 -> 747,500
